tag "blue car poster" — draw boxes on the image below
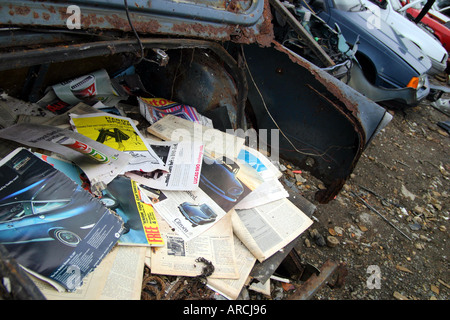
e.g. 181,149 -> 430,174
0,148 -> 124,292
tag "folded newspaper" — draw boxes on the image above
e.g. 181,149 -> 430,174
0,148 -> 124,292
231,198 -> 313,263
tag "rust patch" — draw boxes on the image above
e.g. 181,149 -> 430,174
81,13 -> 106,28
33,11 -> 39,19
226,0 -> 240,13
104,14 -> 162,34
42,12 -> 50,21
14,5 -> 30,16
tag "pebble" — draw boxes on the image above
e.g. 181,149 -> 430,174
304,238 -> 311,248
409,223 -> 422,231
415,243 -> 425,250
393,291 -> 409,300
334,226 -> 344,236
430,285 -> 440,295
309,229 -> 326,247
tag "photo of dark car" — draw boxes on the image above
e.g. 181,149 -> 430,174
178,202 -> 218,227
199,156 -> 244,203
0,165 -> 101,248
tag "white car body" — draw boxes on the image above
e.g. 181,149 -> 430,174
363,0 -> 448,75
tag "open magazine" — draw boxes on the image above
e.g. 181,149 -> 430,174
150,212 -> 239,279
231,199 -> 313,262
0,148 -> 124,291
125,140 -> 204,191
103,176 -> 163,247
69,113 -> 166,174
34,154 -> 163,248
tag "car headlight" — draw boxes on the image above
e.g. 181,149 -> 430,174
407,74 -> 427,90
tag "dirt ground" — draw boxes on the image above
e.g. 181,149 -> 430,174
283,87 -> 450,300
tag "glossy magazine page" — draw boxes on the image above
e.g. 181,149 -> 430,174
0,148 -> 124,291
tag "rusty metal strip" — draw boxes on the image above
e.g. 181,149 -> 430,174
287,259 -> 340,300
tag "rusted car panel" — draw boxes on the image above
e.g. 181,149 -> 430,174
0,0 -> 269,43
0,0 -> 392,205
239,42 -> 392,203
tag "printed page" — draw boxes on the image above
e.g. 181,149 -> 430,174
125,140 -> 204,191
147,114 -> 244,159
234,198 -> 313,262
150,212 -> 238,279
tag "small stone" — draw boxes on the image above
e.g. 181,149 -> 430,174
401,184 -> 416,201
439,225 -> 446,232
409,223 -> 421,231
326,236 -> 339,248
413,216 -> 423,225
334,226 -> 344,236
393,291 -> 408,300
304,238 -> 311,248
309,229 -> 326,247
358,225 -> 368,232
415,243 -> 425,250
396,264 -> 413,274
295,174 -> 306,183
431,285 -> 440,295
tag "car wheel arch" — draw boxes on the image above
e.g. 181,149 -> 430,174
354,51 -> 378,84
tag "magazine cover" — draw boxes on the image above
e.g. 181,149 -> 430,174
0,148 -> 124,291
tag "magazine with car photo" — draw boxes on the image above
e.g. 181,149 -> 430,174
0,148 -> 124,291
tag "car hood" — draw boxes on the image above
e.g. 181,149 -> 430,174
365,1 -> 448,63
338,9 -> 432,74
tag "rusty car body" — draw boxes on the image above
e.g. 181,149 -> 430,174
0,0 -> 392,203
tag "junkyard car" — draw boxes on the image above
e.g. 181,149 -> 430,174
303,0 -> 432,105
0,0 -> 394,204
365,0 -> 448,75
400,0 -> 450,54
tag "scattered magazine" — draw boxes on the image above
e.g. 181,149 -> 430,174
0,148 -> 124,291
